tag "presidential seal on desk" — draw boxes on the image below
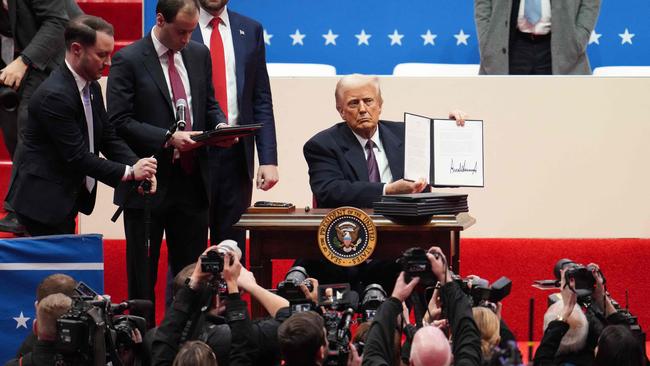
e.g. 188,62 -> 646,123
318,207 -> 377,267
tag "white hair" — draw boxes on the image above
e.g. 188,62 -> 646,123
543,299 -> 589,355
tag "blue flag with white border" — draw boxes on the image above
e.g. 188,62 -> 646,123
0,234 -> 104,362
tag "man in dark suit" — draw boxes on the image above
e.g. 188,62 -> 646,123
191,0 -> 278,252
0,0 -> 83,234
106,0 -> 226,318
7,15 -> 157,236
300,74 -> 466,292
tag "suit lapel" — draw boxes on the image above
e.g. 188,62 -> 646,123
338,124 -> 368,181
379,122 -> 404,180
142,35 -> 174,113
228,10 -> 245,104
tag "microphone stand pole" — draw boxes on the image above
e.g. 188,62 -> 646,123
111,119 -> 181,326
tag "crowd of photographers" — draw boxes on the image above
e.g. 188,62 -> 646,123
5,243 -> 648,366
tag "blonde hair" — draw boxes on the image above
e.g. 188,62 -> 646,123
173,340 -> 217,366
37,293 -> 72,339
472,307 -> 501,359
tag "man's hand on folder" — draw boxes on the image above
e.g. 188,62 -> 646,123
385,178 -> 427,195
169,131 -> 203,151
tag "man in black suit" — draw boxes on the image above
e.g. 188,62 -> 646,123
106,0 -> 227,318
192,0 -> 279,253
7,15 -> 157,236
300,74 -> 466,292
0,0 -> 83,234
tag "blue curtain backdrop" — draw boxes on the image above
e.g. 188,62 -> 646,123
0,235 -> 104,362
143,0 -> 647,74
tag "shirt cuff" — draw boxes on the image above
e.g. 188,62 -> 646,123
382,183 -> 387,195
121,166 -> 132,181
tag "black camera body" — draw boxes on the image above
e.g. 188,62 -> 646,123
554,258 -> 599,298
324,307 -> 355,366
56,300 -> 105,361
55,295 -> 150,366
396,247 -> 437,286
113,315 -> 147,348
0,85 -> 18,112
360,283 -> 387,322
458,276 -> 512,307
201,249 -> 226,274
277,266 -> 314,301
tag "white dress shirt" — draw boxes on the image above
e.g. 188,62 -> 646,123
198,6 -> 239,126
517,0 -> 552,35
351,126 -> 394,194
151,26 -> 193,124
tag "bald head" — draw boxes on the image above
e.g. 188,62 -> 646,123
410,326 -> 452,366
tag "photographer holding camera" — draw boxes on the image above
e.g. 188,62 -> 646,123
152,244 -> 289,366
534,265 -> 647,366
362,246 -> 481,366
5,293 -> 73,366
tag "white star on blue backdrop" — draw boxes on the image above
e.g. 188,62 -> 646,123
144,0 -> 649,74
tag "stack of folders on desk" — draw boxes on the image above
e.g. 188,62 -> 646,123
374,192 -> 468,224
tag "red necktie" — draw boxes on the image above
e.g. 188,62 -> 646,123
209,17 -> 228,121
167,50 -> 194,173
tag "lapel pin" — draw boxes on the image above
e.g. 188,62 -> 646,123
239,29 -> 245,36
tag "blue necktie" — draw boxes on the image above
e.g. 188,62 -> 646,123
524,0 -> 542,25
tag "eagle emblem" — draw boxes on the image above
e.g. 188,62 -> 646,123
334,222 -> 361,253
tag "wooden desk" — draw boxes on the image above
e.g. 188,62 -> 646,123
235,209 -> 475,316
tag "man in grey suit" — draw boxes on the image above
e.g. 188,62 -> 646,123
474,0 -> 601,75
0,0 -> 82,233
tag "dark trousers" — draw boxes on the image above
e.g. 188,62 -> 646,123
124,164 -> 208,324
509,30 -> 552,75
208,142 -> 252,257
15,211 -> 75,236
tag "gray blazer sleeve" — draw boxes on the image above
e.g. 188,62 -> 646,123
20,0 -> 68,71
575,0 -> 601,52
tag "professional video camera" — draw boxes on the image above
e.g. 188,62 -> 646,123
456,275 -> 512,307
313,284 -> 359,366
0,85 -> 18,112
359,283 -> 387,322
396,247 -> 438,286
277,266 -> 314,301
55,284 -> 150,366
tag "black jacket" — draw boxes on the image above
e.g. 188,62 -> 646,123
441,281 -> 483,366
4,340 -> 57,366
151,285 -> 281,366
304,121 -> 405,208
8,63 -> 138,224
362,297 -> 402,366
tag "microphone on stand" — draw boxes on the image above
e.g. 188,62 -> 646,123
175,98 -> 187,131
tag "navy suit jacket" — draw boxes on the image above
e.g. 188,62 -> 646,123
191,9 -> 277,179
9,64 -> 138,224
303,121 -> 405,208
107,35 -> 224,208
